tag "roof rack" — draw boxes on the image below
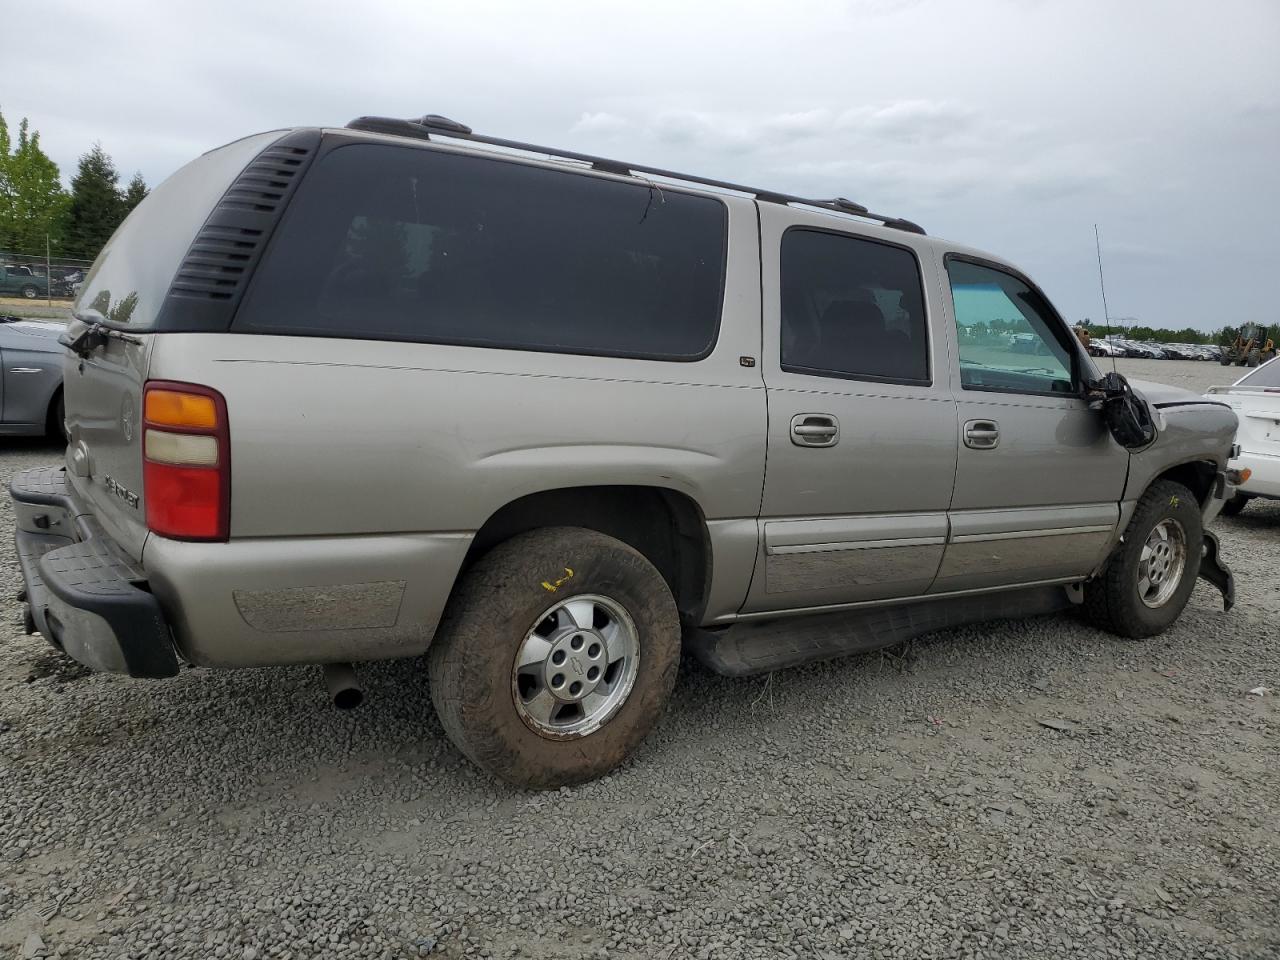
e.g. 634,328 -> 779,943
345,114 -> 926,235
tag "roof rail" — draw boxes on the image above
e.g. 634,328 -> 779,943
344,114 -> 926,236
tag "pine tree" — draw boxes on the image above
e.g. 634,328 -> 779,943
0,109 -> 70,255
0,110 -> 12,252
121,171 -> 148,215
65,144 -> 123,260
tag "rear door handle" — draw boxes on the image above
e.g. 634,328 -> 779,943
963,419 -> 1000,450
791,413 -> 839,447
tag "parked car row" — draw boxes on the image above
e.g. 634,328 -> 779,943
1090,337 -> 1222,361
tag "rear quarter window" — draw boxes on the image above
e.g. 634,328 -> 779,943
74,131 -> 286,328
234,143 -> 728,361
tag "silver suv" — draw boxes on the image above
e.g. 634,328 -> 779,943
10,115 -> 1240,787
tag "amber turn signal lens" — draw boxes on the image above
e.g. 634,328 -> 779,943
144,389 -> 218,429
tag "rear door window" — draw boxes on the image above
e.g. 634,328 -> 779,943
779,228 -> 930,385
235,143 -> 728,360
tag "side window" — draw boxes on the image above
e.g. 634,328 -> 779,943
235,143 -> 727,360
780,229 -> 930,385
946,259 -> 1076,395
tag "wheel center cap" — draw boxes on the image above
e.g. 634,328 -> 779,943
542,629 -> 607,702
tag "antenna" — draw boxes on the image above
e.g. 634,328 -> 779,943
1094,224 -> 1117,374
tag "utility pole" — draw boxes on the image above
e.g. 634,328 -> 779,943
45,235 -> 52,307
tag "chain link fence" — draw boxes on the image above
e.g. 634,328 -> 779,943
0,248 -> 95,304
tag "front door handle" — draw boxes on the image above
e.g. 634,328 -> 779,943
963,419 -> 1000,450
791,413 -> 839,447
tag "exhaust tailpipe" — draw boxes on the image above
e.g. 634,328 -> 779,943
322,662 -> 364,710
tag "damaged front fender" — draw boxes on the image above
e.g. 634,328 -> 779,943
1198,529 -> 1234,612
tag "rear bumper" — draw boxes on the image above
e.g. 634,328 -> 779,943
10,469 -> 474,672
10,467 -> 180,678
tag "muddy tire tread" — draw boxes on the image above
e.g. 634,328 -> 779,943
428,526 -> 680,788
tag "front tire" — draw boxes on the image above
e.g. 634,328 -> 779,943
20,284 -> 38,299
1083,480 -> 1203,639
428,527 -> 681,788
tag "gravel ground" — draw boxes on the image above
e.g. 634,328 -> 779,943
1,358 -> 1276,960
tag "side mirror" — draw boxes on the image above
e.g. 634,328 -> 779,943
1087,371 -> 1156,450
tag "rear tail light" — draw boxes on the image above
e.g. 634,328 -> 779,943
142,381 -> 230,541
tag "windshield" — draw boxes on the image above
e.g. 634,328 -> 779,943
74,131 -> 284,328
1237,357 -> 1280,388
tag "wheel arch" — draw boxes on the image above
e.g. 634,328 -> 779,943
1150,458 -> 1218,507
461,485 -> 713,625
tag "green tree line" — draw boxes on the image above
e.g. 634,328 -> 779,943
0,106 -> 148,261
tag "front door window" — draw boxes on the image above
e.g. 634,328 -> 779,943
947,259 -> 1076,396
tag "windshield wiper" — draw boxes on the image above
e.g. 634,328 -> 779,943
59,318 -> 143,357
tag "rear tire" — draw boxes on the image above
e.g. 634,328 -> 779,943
1083,480 -> 1202,639
428,526 -> 681,788
1221,493 -> 1249,517
20,284 -> 38,299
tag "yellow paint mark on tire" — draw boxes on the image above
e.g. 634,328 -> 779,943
540,567 -> 575,593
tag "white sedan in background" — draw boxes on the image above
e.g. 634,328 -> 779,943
1206,356 -> 1280,515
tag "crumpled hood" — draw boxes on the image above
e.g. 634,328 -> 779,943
1128,378 -> 1231,409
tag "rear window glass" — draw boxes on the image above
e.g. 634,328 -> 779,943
780,228 -> 930,385
1238,357 -> 1280,388
74,131 -> 284,328
234,143 -> 727,360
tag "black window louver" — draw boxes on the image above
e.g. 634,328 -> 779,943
156,129 -> 321,331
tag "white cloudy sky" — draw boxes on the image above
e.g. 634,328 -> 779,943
8,0 -> 1278,330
